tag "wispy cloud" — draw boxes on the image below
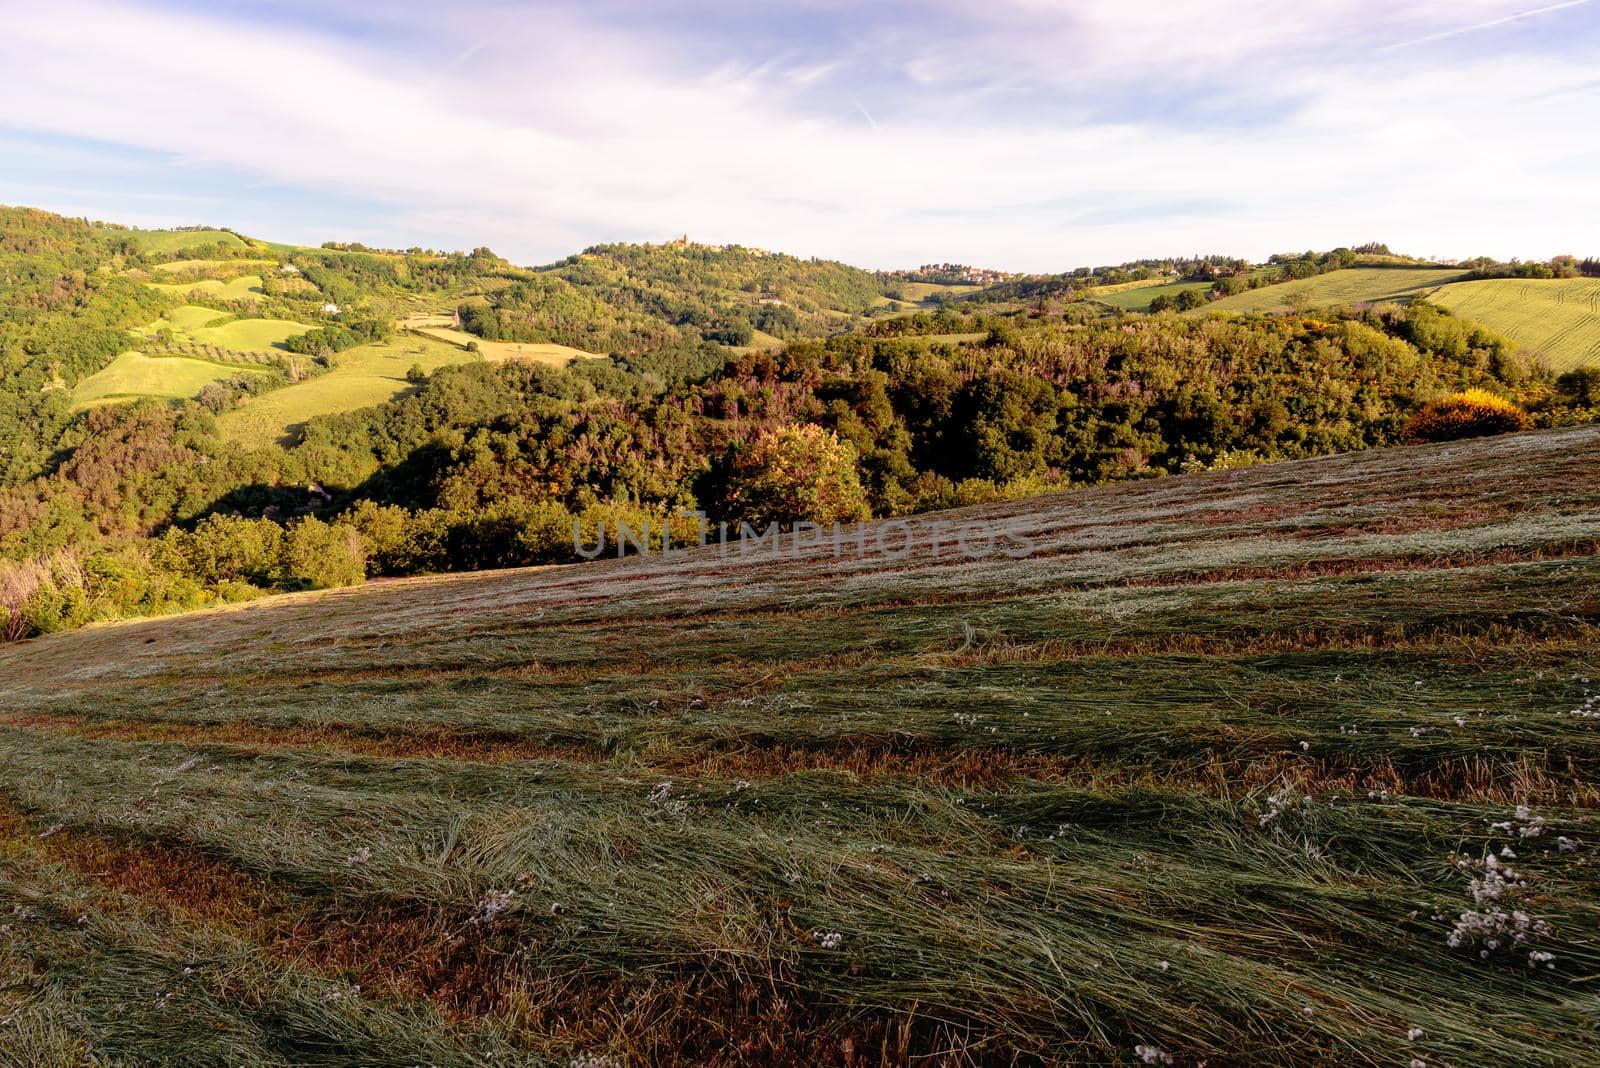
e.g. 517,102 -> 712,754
0,0 -> 1595,268
1379,0 -> 1596,52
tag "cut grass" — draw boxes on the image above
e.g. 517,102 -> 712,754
216,335 -> 476,448
1429,277 -> 1600,371
71,351 -> 266,408
1199,267 -> 1466,314
2,426 -> 1598,1065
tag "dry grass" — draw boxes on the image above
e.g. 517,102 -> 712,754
2,426 -> 1599,1065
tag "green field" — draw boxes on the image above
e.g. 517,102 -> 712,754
159,304 -> 234,331
71,351 -> 265,407
1430,277 -> 1600,371
216,336 -> 476,447
1200,267 -> 1466,314
136,308 -> 311,353
104,228 -> 249,255
148,274 -> 266,301
3,424 -> 1596,1065
190,317 -> 310,352
1098,279 -> 1213,311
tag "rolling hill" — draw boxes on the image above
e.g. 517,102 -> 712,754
1430,277 -> 1600,371
1199,267 -> 1466,314
1,426 -> 1597,1066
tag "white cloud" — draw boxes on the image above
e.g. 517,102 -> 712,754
0,0 -> 1596,268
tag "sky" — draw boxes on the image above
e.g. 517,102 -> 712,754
1,0 -> 1598,271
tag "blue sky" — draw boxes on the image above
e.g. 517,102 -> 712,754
1,0 -> 1598,270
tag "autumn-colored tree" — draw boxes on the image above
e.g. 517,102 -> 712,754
717,424 -> 871,528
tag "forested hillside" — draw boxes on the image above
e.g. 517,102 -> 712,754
1,205 -> 1597,641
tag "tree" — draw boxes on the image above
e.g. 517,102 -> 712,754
715,424 -> 871,528
280,518 -> 366,590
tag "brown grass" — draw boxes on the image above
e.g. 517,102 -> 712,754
0,797 -> 1030,1066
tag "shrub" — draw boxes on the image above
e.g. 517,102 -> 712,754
1556,367 -> 1600,409
1403,389 -> 1531,443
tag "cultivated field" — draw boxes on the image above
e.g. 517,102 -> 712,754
1201,267 -> 1466,314
1,427 -> 1597,1065
71,351 -> 266,408
216,335 -> 476,447
1430,277 -> 1600,371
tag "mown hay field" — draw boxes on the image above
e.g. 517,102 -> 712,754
1,427 -> 1598,1066
1430,277 -> 1600,371
1200,267 -> 1466,314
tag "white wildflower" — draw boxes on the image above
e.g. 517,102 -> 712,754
469,891 -> 516,924
1133,1044 -> 1173,1065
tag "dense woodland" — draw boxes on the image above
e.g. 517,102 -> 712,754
1,206 -> 1597,639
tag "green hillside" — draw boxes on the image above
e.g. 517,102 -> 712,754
1,426 -> 1597,1065
1097,279 -> 1213,311
1430,277 -> 1600,370
99,227 -> 249,255
1201,267 -> 1466,314
216,335 -> 480,448
72,351 -> 267,408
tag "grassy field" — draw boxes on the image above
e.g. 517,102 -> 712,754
105,228 -> 249,255
148,274 -> 266,302
190,317 -> 310,352
71,351 -> 266,407
1,426 -> 1597,1065
409,323 -> 601,365
1098,280 -> 1214,311
1430,277 -> 1600,371
1201,267 -> 1466,314
216,335 -> 475,447
135,308 -> 311,354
